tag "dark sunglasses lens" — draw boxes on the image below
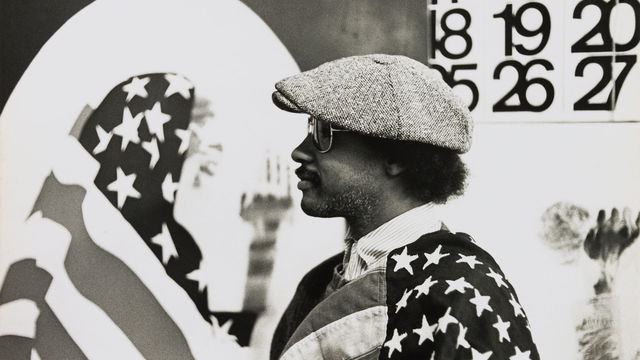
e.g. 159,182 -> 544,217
314,118 -> 332,152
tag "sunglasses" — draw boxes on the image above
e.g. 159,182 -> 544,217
307,117 -> 350,153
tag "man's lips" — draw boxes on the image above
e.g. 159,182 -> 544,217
295,167 -> 319,190
297,180 -> 314,190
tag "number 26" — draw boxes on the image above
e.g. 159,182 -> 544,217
493,59 -> 555,112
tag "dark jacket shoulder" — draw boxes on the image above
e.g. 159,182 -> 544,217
270,252 -> 342,360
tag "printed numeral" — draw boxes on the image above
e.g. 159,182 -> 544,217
494,3 -> 551,56
572,0 -> 640,53
430,8 -> 473,59
493,59 -> 555,112
431,64 -> 479,111
574,55 -> 637,110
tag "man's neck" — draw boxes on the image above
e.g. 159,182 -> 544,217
345,199 -> 427,239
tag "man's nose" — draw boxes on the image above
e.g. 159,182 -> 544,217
291,134 -> 314,163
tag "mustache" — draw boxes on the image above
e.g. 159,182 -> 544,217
295,167 -> 319,182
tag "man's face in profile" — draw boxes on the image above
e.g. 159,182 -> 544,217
291,130 -> 384,220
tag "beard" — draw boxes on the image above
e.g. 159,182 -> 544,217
300,182 -> 381,224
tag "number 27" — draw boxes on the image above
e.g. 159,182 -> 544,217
574,55 -> 637,111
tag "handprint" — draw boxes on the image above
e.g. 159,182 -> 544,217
584,208 -> 640,261
584,208 -> 639,294
539,201 -> 590,264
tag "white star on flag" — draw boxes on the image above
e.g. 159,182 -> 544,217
142,138 -> 160,169
175,128 -> 192,155
113,107 -> 143,151
413,315 -> 437,345
413,276 -> 438,299
493,315 -> 511,343
186,260 -> 208,292
164,74 -> 193,99
106,167 -> 141,209
423,244 -> 449,269
151,223 -> 178,265
391,247 -> 418,275
456,254 -> 482,269
469,289 -> 493,317
162,173 -> 179,203
210,316 -> 239,344
437,307 -> 458,334
456,323 -> 470,349
487,267 -> 508,288
383,329 -> 406,357
144,102 -> 172,142
395,288 -> 413,313
444,277 -> 473,295
510,346 -> 532,360
471,348 -> 493,360
509,293 -> 525,318
122,76 -> 150,102
93,125 -> 112,155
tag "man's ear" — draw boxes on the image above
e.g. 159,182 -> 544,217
384,158 -> 406,177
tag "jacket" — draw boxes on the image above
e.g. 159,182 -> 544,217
271,230 -> 540,360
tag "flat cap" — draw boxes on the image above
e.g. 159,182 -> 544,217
272,54 -> 473,153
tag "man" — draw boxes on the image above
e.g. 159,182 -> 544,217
270,54 -> 539,360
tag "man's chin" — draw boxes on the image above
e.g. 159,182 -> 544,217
298,187 -> 378,222
299,196 -> 334,218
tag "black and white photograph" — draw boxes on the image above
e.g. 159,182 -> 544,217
0,0 -> 638,359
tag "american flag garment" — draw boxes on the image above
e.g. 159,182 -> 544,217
381,231 -> 540,360
76,73 -> 211,319
271,230 -> 539,360
0,72 -> 235,360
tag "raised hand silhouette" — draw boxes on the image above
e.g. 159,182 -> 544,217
584,208 -> 640,294
240,152 -> 293,313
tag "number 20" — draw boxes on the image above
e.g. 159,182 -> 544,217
572,0 -> 640,52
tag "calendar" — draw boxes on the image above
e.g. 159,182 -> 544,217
427,0 -> 640,122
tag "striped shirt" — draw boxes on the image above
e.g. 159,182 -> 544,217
342,203 -> 444,281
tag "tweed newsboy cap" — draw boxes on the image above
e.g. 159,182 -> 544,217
272,54 -> 473,153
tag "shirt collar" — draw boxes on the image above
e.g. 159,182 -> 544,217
349,203 -> 443,269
